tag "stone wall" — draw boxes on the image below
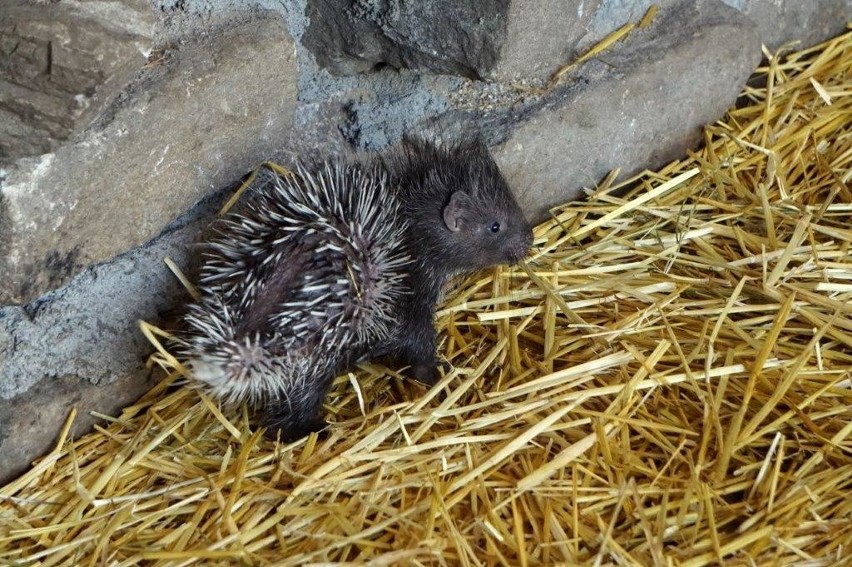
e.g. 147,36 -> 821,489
0,0 -> 849,482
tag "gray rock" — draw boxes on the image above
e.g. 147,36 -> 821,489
583,0 -> 680,51
338,74 -> 453,150
490,0 -> 603,82
0,190 -> 223,486
584,1 -> 852,53
0,0 -> 155,164
0,372 -> 152,486
722,0 -> 852,50
0,15 -> 298,305
300,0 -> 851,82
149,0 -> 852,84
301,0 -> 509,78
493,0 -> 762,223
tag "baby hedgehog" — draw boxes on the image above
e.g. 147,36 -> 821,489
181,136 -> 533,441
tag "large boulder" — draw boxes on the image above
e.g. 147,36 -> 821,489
0,193 -> 219,486
301,0 -> 509,78
494,0 -> 762,221
0,0 -> 155,164
0,14 -> 299,305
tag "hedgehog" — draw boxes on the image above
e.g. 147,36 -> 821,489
181,136 -> 533,441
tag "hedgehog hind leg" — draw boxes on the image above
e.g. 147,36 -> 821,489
260,368 -> 336,442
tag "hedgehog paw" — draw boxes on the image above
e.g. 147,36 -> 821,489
265,417 -> 327,442
410,363 -> 441,386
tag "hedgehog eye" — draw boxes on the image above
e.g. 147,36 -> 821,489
489,221 -> 501,233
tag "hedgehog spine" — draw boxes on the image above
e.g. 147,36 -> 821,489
182,161 -> 411,405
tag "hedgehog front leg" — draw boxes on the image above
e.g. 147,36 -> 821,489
260,371 -> 335,442
394,310 -> 442,386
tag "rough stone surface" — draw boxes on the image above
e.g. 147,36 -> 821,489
0,191 -> 221,486
493,0 -> 762,222
490,0 -> 603,81
0,0 -> 155,164
584,1 -> 852,52
302,0 -> 509,78
724,0 -> 852,50
0,15 -> 298,305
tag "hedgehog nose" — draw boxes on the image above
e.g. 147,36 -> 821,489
510,234 -> 533,263
518,229 -> 533,257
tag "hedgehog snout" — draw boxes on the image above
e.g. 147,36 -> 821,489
508,245 -> 528,264
508,227 -> 534,263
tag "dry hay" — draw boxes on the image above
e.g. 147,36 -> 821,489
2,30 -> 852,567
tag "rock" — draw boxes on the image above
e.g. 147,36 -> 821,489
490,0 -> 603,82
337,74 -> 452,150
301,0 -> 509,78
583,1 -> 852,54
0,15 -> 298,305
300,0 -> 851,82
493,0 -> 762,223
0,0 -> 155,164
0,191 -> 222,486
723,0 -> 852,50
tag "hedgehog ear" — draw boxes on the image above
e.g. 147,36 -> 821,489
443,191 -> 474,232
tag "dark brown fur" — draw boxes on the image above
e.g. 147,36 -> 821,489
259,136 -> 532,439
